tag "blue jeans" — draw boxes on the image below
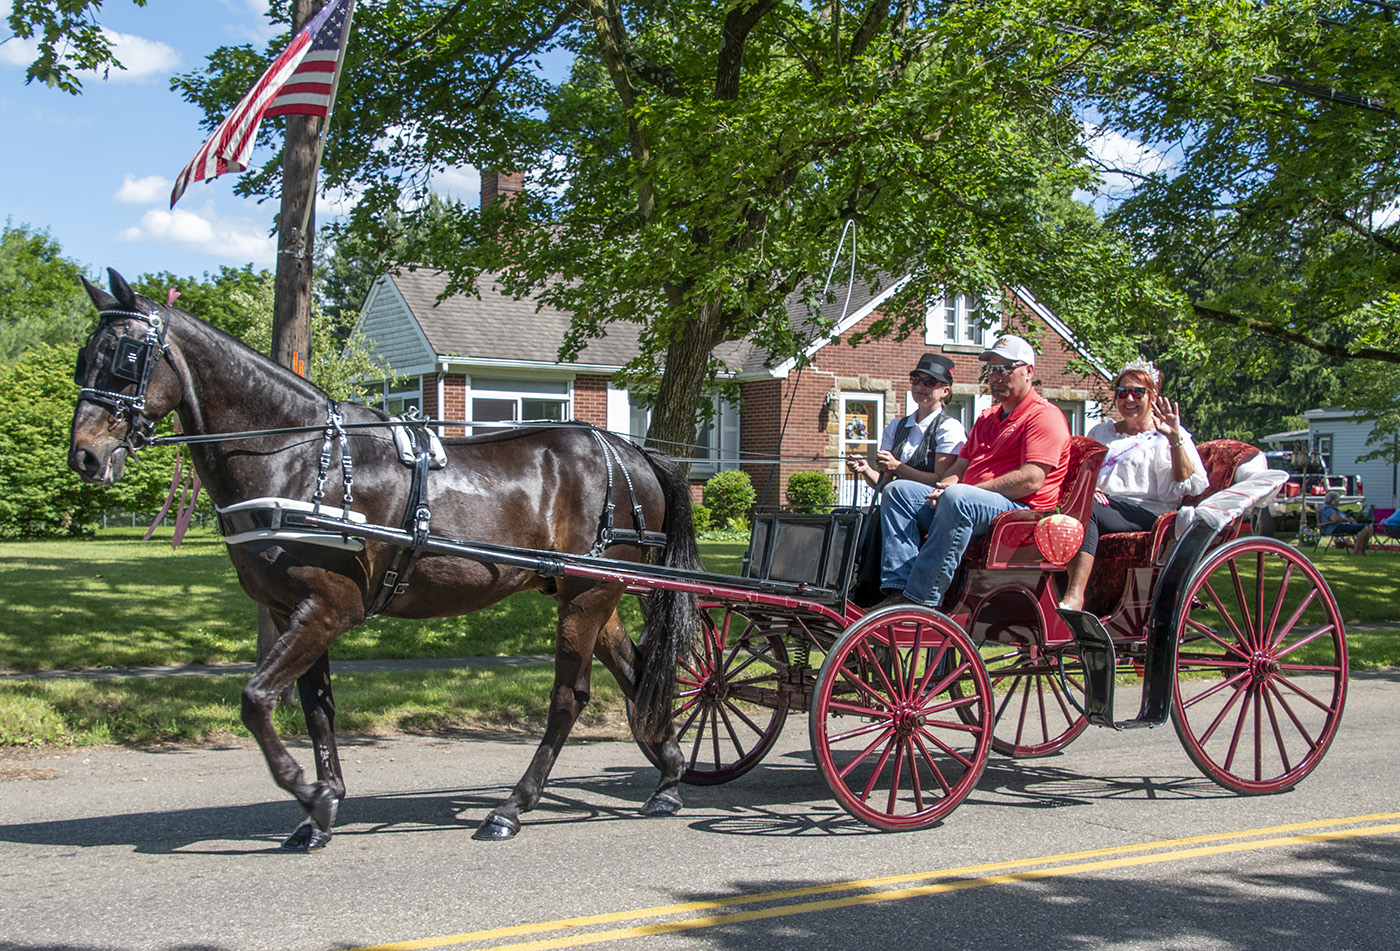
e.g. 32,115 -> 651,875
880,481 -> 1026,607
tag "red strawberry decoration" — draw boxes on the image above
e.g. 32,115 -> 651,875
1035,511 -> 1085,565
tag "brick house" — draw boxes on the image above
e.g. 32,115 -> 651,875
354,266 -> 1111,506
353,177 -> 1113,506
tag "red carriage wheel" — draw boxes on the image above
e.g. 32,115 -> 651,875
1171,538 -> 1348,794
809,606 -> 992,831
977,644 -> 1089,757
630,603 -> 790,785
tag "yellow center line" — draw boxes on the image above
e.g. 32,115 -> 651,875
347,812 -> 1400,951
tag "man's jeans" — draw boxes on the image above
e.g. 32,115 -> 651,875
880,481 -> 1026,607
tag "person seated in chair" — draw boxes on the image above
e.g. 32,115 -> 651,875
1383,508 -> 1400,538
847,353 -> 967,491
878,334 -> 1070,608
848,354 -> 968,606
1058,358 -> 1207,612
1319,490 -> 1373,555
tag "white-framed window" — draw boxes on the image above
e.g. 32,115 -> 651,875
689,396 -> 741,476
468,378 -> 570,434
1053,400 -> 1086,436
925,292 -> 997,346
378,376 -> 422,415
944,394 -> 976,433
1313,433 -> 1333,472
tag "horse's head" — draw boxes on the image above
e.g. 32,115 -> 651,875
68,268 -> 183,485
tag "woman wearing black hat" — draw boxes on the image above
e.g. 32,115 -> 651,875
847,353 -> 966,491
848,353 -> 966,605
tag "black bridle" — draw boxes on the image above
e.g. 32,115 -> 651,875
75,304 -> 174,448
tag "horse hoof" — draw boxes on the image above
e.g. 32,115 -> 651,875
307,786 -> 340,832
641,792 -> 683,817
281,819 -> 333,852
472,813 -> 521,841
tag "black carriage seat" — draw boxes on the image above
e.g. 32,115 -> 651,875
955,435 -> 1109,573
1083,439 -> 1263,615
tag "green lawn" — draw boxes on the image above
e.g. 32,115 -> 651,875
0,527 -> 1393,747
0,527 -> 746,671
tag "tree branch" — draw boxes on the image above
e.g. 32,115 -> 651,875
716,0 -> 781,100
1193,304 -> 1400,365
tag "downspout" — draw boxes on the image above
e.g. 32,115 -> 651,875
438,361 -> 447,437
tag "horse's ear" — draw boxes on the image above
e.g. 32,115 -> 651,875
107,268 -> 139,310
83,275 -> 117,311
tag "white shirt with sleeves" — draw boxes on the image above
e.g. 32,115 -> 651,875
879,410 -> 968,463
1088,420 -> 1209,516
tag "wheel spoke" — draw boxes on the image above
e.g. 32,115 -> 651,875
1178,667 -> 1251,713
1260,686 -> 1294,777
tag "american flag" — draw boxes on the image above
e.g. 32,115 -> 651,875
170,0 -> 356,208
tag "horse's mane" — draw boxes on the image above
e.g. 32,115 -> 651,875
144,289 -> 388,421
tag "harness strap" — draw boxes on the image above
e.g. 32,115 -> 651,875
366,425 -> 434,619
312,400 -> 355,511
587,428 -> 666,554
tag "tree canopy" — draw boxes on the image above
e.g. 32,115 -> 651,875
3,0 -> 149,93
16,1 -> 1397,455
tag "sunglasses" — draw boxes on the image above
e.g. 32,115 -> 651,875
1115,385 -> 1148,399
986,362 -> 1026,378
909,373 -> 943,387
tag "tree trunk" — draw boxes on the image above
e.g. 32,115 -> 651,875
259,0 -> 324,699
646,297 -> 726,475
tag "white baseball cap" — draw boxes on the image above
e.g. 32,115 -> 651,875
980,334 -> 1035,366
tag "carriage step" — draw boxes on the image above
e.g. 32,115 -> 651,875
1055,608 -> 1119,729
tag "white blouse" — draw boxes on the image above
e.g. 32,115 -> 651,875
879,411 -> 968,463
1088,420 -> 1209,516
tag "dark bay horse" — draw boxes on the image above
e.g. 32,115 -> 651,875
68,269 -> 697,849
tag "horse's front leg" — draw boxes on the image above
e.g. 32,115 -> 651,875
279,650 -> 346,851
594,607 -> 684,817
241,597 -> 357,851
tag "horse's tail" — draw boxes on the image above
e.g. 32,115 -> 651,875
633,449 -> 701,738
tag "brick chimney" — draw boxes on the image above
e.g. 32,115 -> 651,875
480,169 -> 525,208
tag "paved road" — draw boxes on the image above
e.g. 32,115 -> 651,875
2,671 -> 1398,951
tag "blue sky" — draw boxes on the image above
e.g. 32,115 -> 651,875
0,0 -> 484,280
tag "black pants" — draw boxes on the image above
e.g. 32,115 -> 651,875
1081,497 -> 1160,557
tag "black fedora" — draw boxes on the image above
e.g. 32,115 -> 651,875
911,353 -> 954,385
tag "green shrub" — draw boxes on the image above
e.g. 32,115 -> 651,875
786,471 -> 836,513
691,503 -> 714,535
702,470 -> 755,527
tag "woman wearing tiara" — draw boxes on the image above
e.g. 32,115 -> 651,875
1058,358 -> 1208,612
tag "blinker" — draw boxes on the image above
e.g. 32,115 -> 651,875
112,336 -> 147,383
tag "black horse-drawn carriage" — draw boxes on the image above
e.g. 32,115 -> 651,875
70,270 -> 1346,845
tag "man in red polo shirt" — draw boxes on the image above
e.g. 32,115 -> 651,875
879,334 -> 1071,607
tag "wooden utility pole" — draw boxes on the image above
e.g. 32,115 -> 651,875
257,0 -> 325,683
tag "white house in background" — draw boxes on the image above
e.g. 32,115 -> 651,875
1296,408 -> 1400,509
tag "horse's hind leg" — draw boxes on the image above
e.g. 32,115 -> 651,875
593,608 -> 685,817
474,584 -> 615,841
280,650 -> 346,851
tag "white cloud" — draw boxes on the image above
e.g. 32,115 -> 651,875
1,20 -> 179,81
1081,123 -> 1173,201
77,30 -> 180,83
114,174 -> 173,205
119,204 -> 276,265
430,166 -> 481,204
0,34 -> 39,68
1372,198 -> 1400,230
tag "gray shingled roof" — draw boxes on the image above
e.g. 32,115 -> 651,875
389,268 -> 644,368
387,267 -> 892,375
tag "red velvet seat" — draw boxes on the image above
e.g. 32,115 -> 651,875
959,435 -> 1108,570
1084,439 -> 1262,613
